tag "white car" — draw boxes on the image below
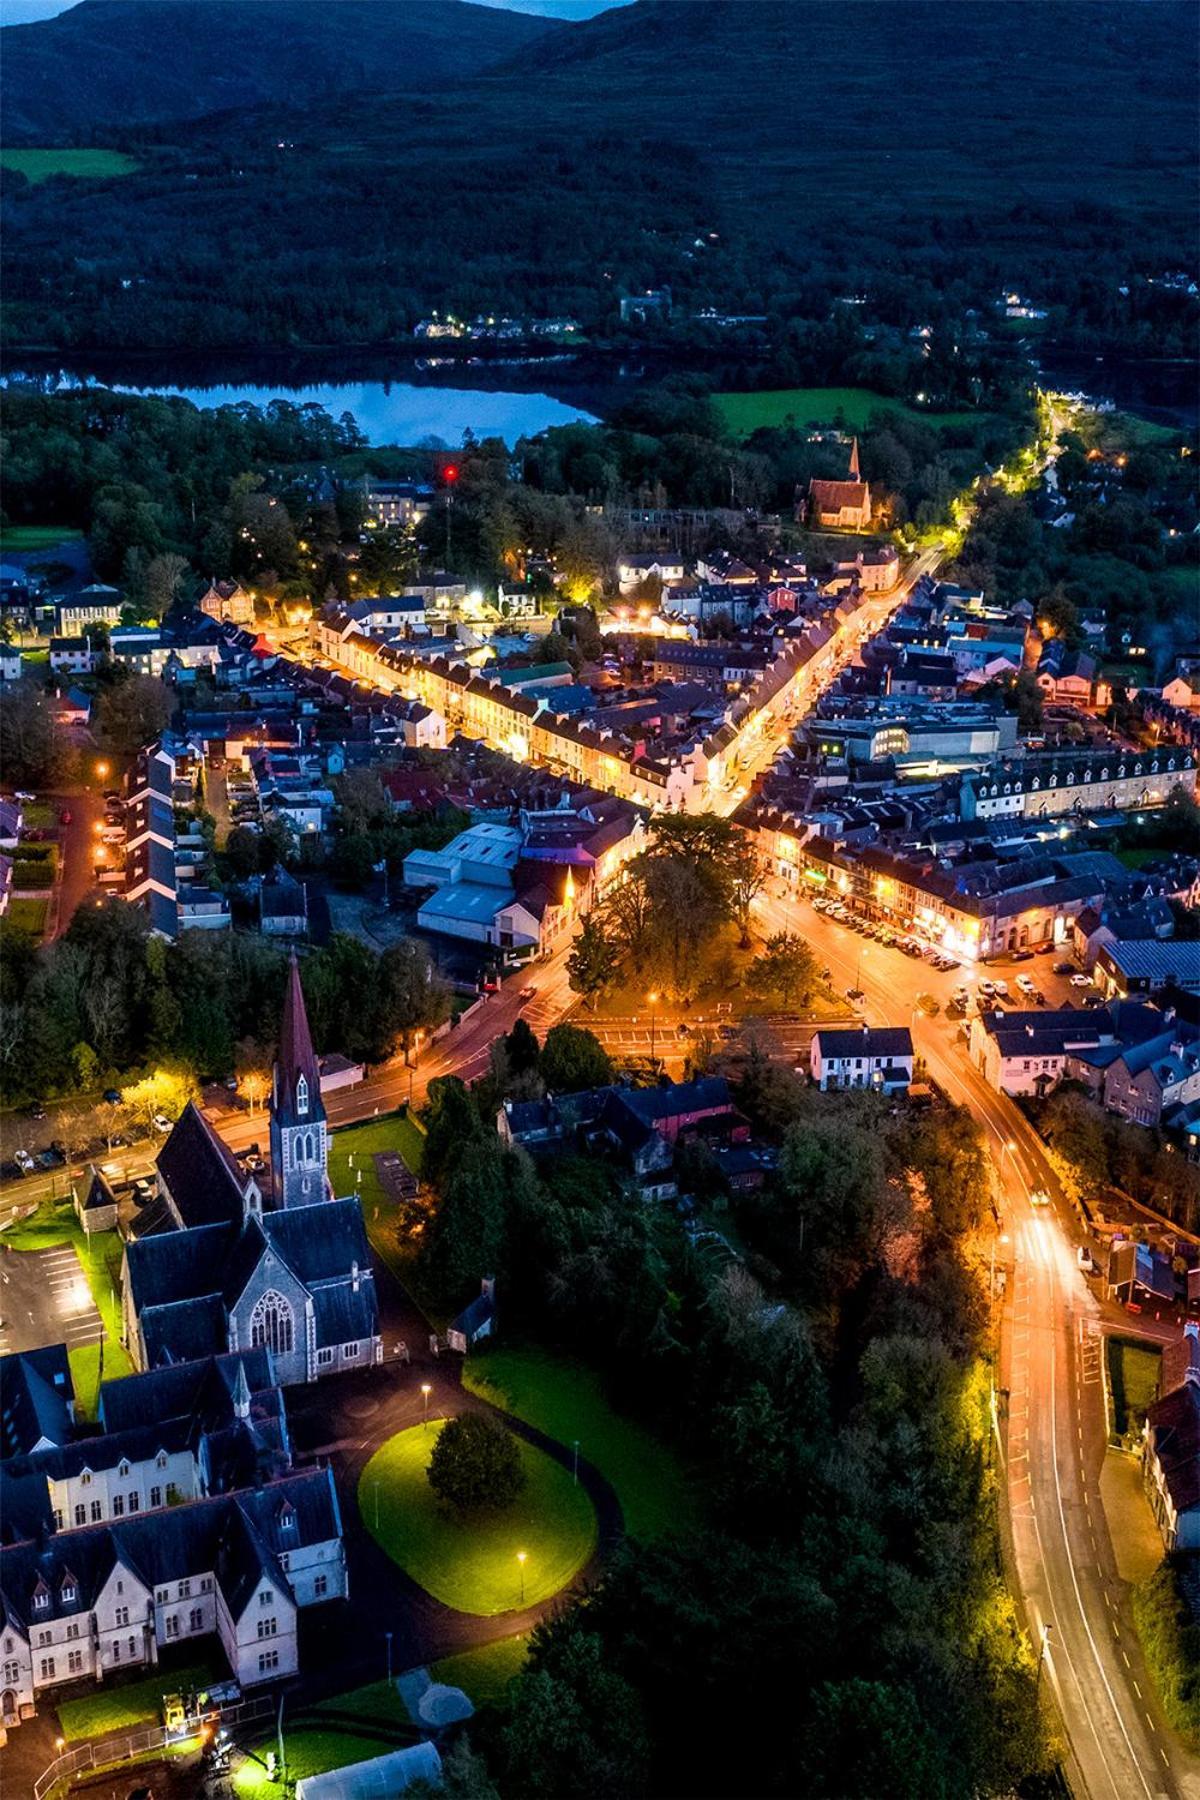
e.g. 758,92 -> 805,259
978,978 -> 996,998
151,1113 -> 174,1133
1069,973 -> 1092,988
1016,974 -> 1037,995
13,790 -> 36,804
13,1149 -> 35,1172
992,979 -> 1009,997
1030,1188 -> 1050,1207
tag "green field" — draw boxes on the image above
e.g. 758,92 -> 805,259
0,525 -> 83,552
329,1111 -> 426,1205
1,149 -> 138,185
233,1729 -> 398,1796
715,386 -> 987,437
360,1420 -> 596,1616
1107,1335 -> 1162,1438
5,896 -> 49,938
463,1347 -> 700,1541
56,1659 -> 215,1740
431,1634 -> 529,1705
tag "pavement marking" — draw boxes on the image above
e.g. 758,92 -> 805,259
1134,1681 -> 1142,1698
1161,1749 -> 1170,1768
1145,1712 -> 1156,1732
1123,1651 -> 1130,1667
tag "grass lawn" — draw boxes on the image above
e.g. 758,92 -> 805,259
360,1421 -> 596,1616
463,1347 -> 700,1541
233,1730 -> 397,1796
0,524 -> 84,552
715,386 -> 987,437
21,801 -> 57,830
5,896 -> 49,938
329,1112 -> 426,1205
1107,1335 -> 1162,1437
0,149 -> 139,184
57,1659 -> 215,1740
1116,848 -> 1166,870
431,1634 -> 529,1705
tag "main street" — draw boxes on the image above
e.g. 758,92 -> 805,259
755,883 -> 1200,1800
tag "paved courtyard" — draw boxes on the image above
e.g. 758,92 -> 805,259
0,1242 -> 104,1357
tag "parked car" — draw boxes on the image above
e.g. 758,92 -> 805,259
59,809 -> 72,826
1035,942 -> 1056,955
13,1150 -> 35,1173
1076,1246 -> 1095,1272
1053,961 -> 1075,976
1011,948 -> 1034,962
978,978 -> 996,998
1069,973 -> 1092,988
916,992 -> 940,1016
992,979 -> 1009,997
151,1113 -> 174,1133
25,1101 -> 46,1120
13,790 -> 36,804
1016,974 -> 1037,995
718,1024 -> 737,1040
102,1089 -> 124,1105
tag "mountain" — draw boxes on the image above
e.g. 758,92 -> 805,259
1,0 -> 562,140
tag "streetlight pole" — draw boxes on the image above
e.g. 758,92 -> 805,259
517,1550 -> 526,1607
647,991 -> 658,1067
385,1630 -> 393,1687
572,1439 -> 580,1486
421,1382 -> 432,1430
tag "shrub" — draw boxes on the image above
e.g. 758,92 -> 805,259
427,1412 -> 526,1515
1133,1557 -> 1200,1748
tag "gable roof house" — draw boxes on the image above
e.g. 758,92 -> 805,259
1144,1326 -> 1200,1551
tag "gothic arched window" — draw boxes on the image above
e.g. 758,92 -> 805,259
250,1290 -> 294,1357
295,1075 -> 309,1117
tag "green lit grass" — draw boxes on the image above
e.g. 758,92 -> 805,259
463,1347 -> 700,1541
1,149 -> 139,184
360,1421 -> 596,1616
21,802 -> 56,830
329,1111 -> 425,1205
4,896 -> 49,938
233,1730 -> 397,1795
431,1634 -> 529,1704
1107,1335 -> 1162,1437
0,525 -> 83,552
715,386 -> 986,437
57,1660 -> 215,1740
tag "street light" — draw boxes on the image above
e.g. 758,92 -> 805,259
421,1382 -> 432,1429
517,1550 -> 527,1606
647,991 -> 659,1066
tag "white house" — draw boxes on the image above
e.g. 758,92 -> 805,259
48,637 -> 94,676
810,1025 -> 914,1092
1143,1328 -> 1200,1551
617,553 -> 687,594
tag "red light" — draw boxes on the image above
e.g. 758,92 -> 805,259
443,464 -> 459,484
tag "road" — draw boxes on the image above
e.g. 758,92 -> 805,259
755,882 -> 1200,1800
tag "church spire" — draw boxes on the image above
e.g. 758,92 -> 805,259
276,952 -> 321,1120
848,436 -> 861,480
232,1358 -> 251,1421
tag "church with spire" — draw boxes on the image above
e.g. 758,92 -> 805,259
804,436 -> 872,531
120,955 -> 381,1384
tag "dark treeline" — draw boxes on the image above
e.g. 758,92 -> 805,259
414,1040 -> 1048,1800
0,899 -> 449,1106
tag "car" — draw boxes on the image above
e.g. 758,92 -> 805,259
14,1150 -> 36,1172
102,1089 -> 124,1105
26,1101 -> 47,1119
1069,973 -> 1092,988
223,1076 -> 239,1090
1035,941 -> 1055,955
978,978 -> 996,997
13,790 -> 36,804
1016,974 -> 1037,995
1011,948 -> 1034,962
518,985 -> 538,1002
151,1113 -> 174,1133
916,992 -> 940,1016
1076,1246 -> 1095,1272
1083,994 -> 1104,1008
992,979 -> 1009,997
131,1180 -> 156,1206
717,1024 -> 737,1040
1053,961 -> 1075,976
108,1133 -> 131,1149
845,986 -> 865,1004
1030,1188 -> 1050,1207
1034,991 -> 1047,1007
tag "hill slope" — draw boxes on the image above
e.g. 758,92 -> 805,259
1,0 -> 561,140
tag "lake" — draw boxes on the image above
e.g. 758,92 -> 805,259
8,366 -> 598,447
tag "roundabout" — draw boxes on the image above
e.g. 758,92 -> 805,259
359,1420 -> 597,1616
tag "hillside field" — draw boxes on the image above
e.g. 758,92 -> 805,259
715,387 -> 987,437
1,149 -> 138,184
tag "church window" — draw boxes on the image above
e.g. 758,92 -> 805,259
250,1291 -> 295,1358
295,1075 -> 309,1117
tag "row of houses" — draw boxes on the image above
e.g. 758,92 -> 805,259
969,1000 -> 1200,1128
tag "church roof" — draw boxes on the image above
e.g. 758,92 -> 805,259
261,1200 -> 371,1287
125,1222 -> 235,1312
276,953 -> 321,1118
156,1102 -> 248,1229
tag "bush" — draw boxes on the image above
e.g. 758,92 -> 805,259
427,1412 -> 526,1515
1133,1558 -> 1200,1748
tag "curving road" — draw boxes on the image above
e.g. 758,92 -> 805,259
754,883 -> 1200,1800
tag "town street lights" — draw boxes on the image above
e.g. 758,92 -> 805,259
573,1439 -> 580,1486
421,1383 -> 432,1429
647,992 -> 659,1066
517,1550 -> 527,1606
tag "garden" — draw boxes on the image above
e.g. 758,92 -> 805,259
359,1419 -> 596,1616
56,1659 -> 215,1741
1106,1335 -> 1162,1440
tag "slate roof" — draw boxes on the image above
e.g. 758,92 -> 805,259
156,1103 -> 248,1229
618,1077 -> 733,1125
262,1199 -> 371,1289
0,1346 -> 74,1456
125,1222 -> 235,1312
1147,1382 -> 1200,1515
310,1281 -> 380,1350
815,1026 -> 915,1060
141,1295 -> 229,1369
99,1348 -> 277,1436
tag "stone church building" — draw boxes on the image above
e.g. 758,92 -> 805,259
121,956 -> 381,1384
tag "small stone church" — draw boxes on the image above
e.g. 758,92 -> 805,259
121,956 -> 381,1384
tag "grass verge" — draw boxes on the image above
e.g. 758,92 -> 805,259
360,1421 -> 596,1616
5,896 -> 49,938
431,1634 -> 529,1705
56,1659 -> 215,1740
463,1346 -> 700,1541
1133,1559 -> 1200,1749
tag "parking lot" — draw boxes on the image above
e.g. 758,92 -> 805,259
0,1241 -> 104,1357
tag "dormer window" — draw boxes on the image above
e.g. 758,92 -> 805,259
32,1584 -> 49,1613
279,1502 -> 297,1535
61,1580 -> 76,1606
156,1451 -> 168,1470
118,1460 -> 131,1480
295,1075 -> 309,1117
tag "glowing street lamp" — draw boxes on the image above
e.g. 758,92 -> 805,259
421,1383 -> 432,1429
647,991 -> 659,1066
517,1550 -> 527,1606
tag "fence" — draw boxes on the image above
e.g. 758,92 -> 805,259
32,1690 -> 276,1800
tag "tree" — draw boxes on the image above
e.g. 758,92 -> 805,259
503,1017 -> 541,1077
122,1066 -> 198,1134
567,914 -> 620,1009
746,932 -> 816,1010
726,839 -> 766,946
145,552 -> 191,618
541,1023 -> 612,1093
94,676 -> 172,754
427,1412 -> 525,1513
501,1629 -> 649,1800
